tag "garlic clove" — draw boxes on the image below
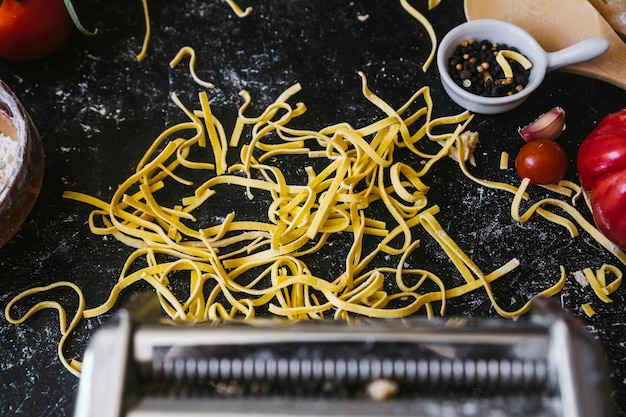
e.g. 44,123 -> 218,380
518,106 -> 566,142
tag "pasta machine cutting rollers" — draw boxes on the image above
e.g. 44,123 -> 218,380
74,293 -> 615,417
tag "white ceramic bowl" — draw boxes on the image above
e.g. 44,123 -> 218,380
0,80 -> 44,248
437,19 -> 609,114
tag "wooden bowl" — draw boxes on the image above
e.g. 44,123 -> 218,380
0,80 -> 44,248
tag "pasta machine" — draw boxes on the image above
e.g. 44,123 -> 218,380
74,294 -> 615,417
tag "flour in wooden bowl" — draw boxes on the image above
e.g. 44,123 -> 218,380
0,80 -> 44,248
0,132 -> 18,191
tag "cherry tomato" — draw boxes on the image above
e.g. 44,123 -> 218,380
0,0 -> 74,60
515,139 -> 568,184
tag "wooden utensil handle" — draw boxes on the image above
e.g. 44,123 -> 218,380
564,43 -> 626,90
587,0 -> 626,39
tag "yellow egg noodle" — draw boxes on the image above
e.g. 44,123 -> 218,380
170,47 -> 216,89
5,282 -> 85,377
499,151 -> 509,170
136,0 -> 151,62
399,0 -> 440,72
582,302 -> 595,317
225,0 -> 253,17
539,182 -> 574,197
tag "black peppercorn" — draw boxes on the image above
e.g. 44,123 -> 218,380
448,38 -> 531,97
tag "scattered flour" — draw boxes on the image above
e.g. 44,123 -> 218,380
0,132 -> 18,191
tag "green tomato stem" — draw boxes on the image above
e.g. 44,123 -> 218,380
64,0 -> 98,36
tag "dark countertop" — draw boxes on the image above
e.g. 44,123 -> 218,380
1,1 -> 625,415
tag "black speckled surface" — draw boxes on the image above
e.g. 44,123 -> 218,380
0,1 -> 625,416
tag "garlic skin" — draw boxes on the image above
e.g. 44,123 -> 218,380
518,106 -> 566,142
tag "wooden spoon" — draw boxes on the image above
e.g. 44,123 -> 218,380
464,0 -> 626,90
588,0 -> 626,40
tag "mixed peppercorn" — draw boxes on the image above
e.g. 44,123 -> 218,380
448,38 -> 531,97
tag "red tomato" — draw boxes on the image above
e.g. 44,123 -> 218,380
577,111 -> 626,190
515,139 -> 568,184
0,0 -> 74,60
589,170 -> 626,249
577,108 -> 626,249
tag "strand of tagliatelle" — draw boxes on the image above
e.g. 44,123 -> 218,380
5,60 -> 624,376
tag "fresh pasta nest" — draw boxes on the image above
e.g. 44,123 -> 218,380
63,73 -> 488,322
6,71 -> 623,377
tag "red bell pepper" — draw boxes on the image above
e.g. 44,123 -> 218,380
577,109 -> 626,249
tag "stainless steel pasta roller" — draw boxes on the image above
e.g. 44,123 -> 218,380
74,293 -> 615,417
